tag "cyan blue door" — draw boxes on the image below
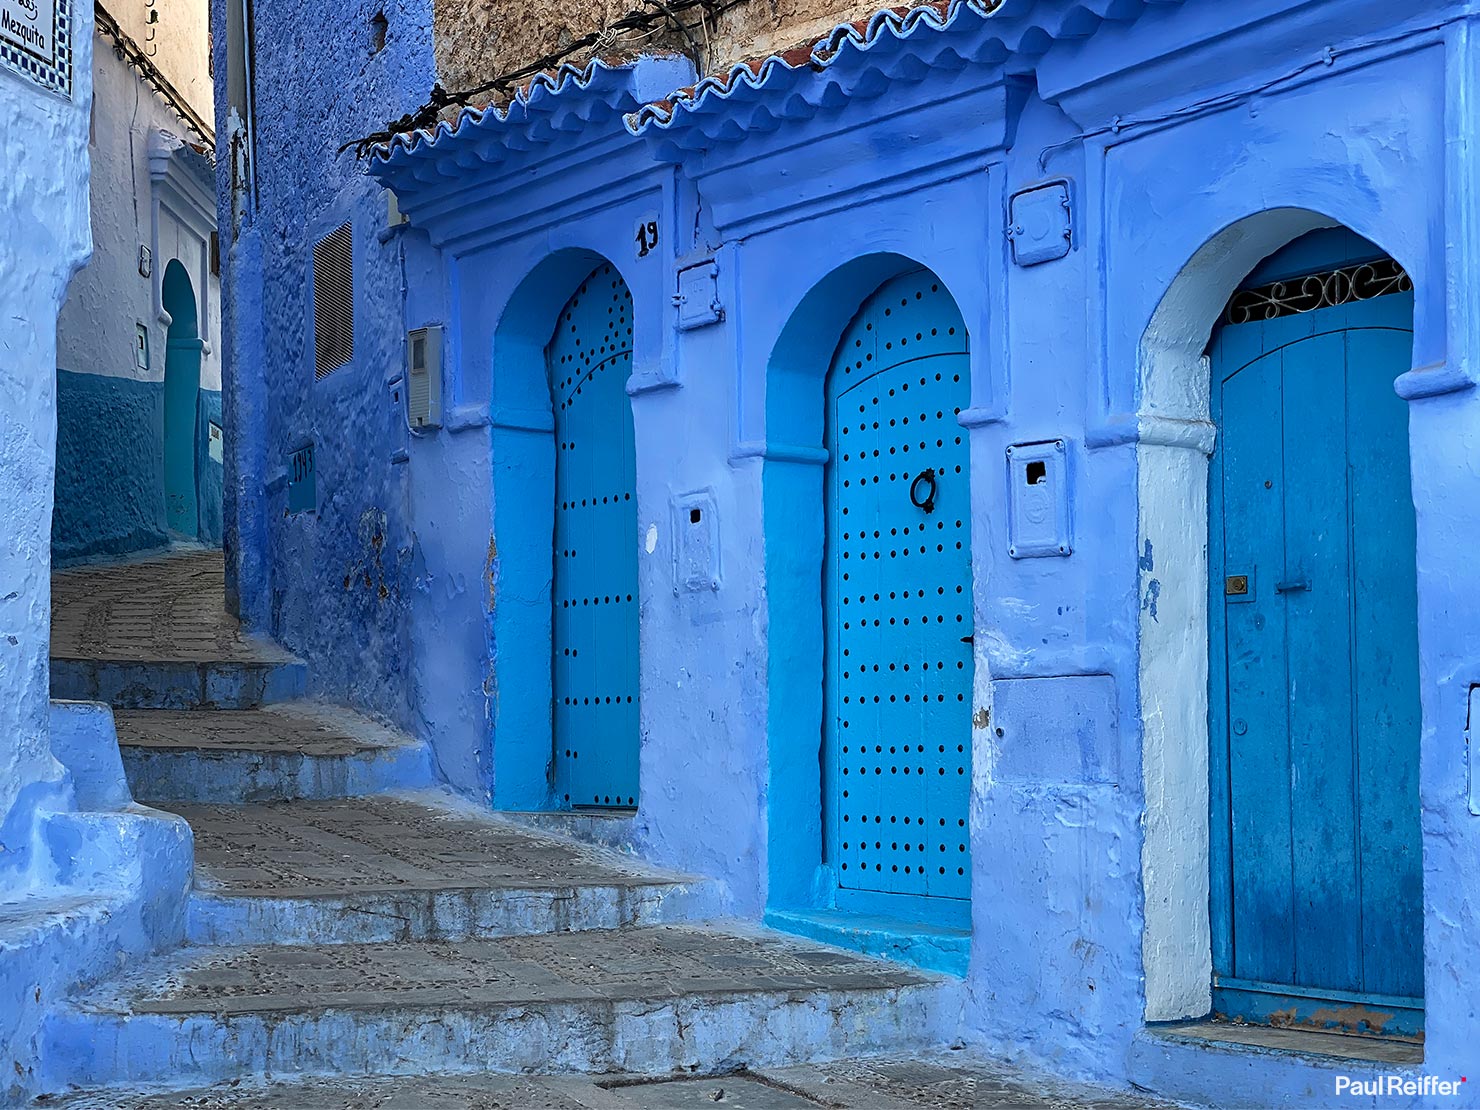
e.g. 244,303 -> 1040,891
1209,232 -> 1422,1034
549,265 -> 640,809
825,270 -> 973,921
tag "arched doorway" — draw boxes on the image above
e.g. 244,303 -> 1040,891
1206,228 -> 1421,1034
162,260 -> 202,537
547,263 -> 640,809
824,268 -> 972,921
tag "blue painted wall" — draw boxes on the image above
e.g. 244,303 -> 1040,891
52,369 -> 224,563
228,0 -> 1480,1104
212,0 -> 436,733
0,7 -> 195,1102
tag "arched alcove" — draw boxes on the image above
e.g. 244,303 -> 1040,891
1138,209 -> 1423,1032
487,248 -> 640,811
764,252 -> 975,946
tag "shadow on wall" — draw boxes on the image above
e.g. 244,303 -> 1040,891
52,261 -> 223,565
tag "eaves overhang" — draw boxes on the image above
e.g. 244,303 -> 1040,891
366,55 -> 694,200
623,0 -> 1190,161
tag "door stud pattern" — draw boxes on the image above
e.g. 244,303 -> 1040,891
826,270 -> 973,903
549,264 -> 640,809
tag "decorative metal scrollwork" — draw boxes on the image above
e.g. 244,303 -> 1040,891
1224,258 -> 1412,325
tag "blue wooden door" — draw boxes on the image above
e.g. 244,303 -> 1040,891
825,270 -> 973,920
549,265 -> 640,809
1209,234 -> 1421,1034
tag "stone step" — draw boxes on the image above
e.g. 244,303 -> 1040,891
50,549 -> 306,710
48,1053 -> 1179,1108
40,924 -> 952,1091
168,792 -> 725,946
50,655 -> 307,710
116,703 -> 435,804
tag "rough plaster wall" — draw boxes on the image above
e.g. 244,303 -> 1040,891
58,38 -> 222,393
430,0 -> 667,93
0,7 -> 95,876
52,371 -> 169,561
220,0 -> 434,723
109,0 -> 215,127
429,0 -> 882,98
707,0 -> 888,70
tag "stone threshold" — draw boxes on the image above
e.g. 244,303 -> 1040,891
1147,1019 -> 1424,1066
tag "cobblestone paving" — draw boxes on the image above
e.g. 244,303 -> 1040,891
164,794 -> 693,897
76,923 -> 928,1016
52,1055 -> 1181,1108
115,703 -> 412,755
51,550 -> 290,663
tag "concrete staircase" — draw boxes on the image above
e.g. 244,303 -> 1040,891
40,552 -> 956,1101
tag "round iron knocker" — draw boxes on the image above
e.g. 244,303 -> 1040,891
909,469 -> 939,514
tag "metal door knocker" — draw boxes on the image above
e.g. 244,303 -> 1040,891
909,469 -> 938,514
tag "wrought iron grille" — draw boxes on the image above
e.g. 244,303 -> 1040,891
1224,257 -> 1412,325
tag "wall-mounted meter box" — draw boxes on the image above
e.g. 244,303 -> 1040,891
1007,439 -> 1072,558
407,325 -> 443,429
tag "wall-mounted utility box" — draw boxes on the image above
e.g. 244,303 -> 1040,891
407,325 -> 443,429
673,489 -> 720,593
1008,181 -> 1072,267
1007,439 -> 1072,558
675,260 -> 723,330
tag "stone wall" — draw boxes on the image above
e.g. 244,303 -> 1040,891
430,0 -> 885,103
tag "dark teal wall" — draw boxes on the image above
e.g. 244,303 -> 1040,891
53,368 -> 223,564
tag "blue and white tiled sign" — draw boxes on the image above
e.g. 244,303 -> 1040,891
0,0 -> 72,97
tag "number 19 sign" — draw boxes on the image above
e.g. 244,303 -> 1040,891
1,0 -> 72,97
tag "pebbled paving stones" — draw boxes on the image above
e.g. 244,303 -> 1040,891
50,1054 -> 1181,1108
74,923 -> 929,1016
165,793 -> 698,898
51,550 -> 291,663
115,703 -> 414,756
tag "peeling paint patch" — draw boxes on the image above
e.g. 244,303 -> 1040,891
485,535 -> 497,608
1141,578 -> 1160,623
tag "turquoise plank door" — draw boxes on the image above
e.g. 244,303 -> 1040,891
162,260 -> 202,537
824,269 -> 973,923
1209,237 -> 1422,1035
549,265 -> 640,809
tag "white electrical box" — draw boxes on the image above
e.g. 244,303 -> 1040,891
406,325 -> 443,429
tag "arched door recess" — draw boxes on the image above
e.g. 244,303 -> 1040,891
1207,228 -> 1421,1034
547,263 -> 640,809
824,268 -> 973,921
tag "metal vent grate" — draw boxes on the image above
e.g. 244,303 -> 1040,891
313,222 -> 354,379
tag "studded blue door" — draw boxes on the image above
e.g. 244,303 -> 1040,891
1209,233 -> 1422,1034
825,270 -> 973,917
549,264 -> 640,809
